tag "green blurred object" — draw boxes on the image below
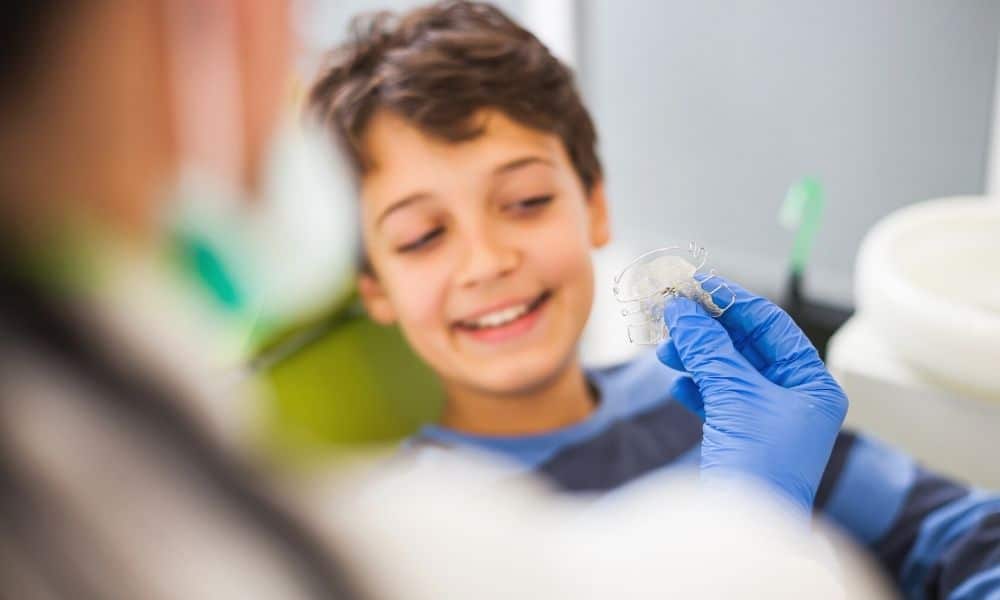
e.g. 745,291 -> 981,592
255,301 -> 443,461
777,177 -> 852,359
174,231 -> 245,312
779,176 -> 825,275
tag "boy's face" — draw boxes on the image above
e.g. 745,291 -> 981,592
358,109 -> 609,397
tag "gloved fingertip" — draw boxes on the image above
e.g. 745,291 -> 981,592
663,296 -> 703,323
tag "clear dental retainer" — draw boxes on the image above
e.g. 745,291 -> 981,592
612,242 -> 735,344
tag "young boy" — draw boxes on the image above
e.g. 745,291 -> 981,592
310,2 -> 1000,597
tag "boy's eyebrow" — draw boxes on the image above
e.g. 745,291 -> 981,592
376,192 -> 432,228
494,155 -> 554,175
375,156 -> 552,228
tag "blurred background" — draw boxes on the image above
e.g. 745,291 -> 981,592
299,0 -> 999,305
263,1 -> 1000,486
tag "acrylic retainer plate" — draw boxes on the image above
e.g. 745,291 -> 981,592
614,245 -> 708,345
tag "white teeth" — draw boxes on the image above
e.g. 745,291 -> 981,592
469,302 -> 530,329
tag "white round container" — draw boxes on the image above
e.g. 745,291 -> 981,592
854,196 -> 1000,400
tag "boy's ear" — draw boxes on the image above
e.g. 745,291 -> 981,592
587,180 -> 611,248
358,272 -> 398,325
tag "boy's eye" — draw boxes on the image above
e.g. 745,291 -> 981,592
396,226 -> 445,253
504,195 -> 554,215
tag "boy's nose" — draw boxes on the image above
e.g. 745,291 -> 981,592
456,231 -> 519,288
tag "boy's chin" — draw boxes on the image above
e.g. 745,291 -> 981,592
472,377 -> 550,397
460,355 -> 574,397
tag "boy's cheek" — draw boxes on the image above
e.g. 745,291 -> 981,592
383,265 -> 452,329
529,228 -> 593,282
530,240 -> 596,318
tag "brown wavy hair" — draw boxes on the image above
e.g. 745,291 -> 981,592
308,0 -> 602,192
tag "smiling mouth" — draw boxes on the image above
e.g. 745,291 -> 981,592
453,291 -> 552,331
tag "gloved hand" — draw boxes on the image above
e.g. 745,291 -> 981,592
656,277 -> 848,513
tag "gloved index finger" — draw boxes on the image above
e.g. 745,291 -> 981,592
663,296 -> 760,393
696,274 -> 823,387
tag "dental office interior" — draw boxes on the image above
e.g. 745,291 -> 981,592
269,0 -> 1000,491
8,1 -> 1000,598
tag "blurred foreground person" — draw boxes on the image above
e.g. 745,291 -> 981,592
0,1 -> 886,598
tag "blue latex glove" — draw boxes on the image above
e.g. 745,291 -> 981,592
656,277 -> 848,513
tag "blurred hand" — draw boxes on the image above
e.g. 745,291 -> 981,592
656,277 -> 848,513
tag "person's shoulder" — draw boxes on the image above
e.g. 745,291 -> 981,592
586,350 -> 686,418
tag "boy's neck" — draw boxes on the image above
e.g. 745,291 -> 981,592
439,360 -> 596,437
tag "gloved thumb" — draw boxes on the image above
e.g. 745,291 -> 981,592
664,297 -> 759,393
